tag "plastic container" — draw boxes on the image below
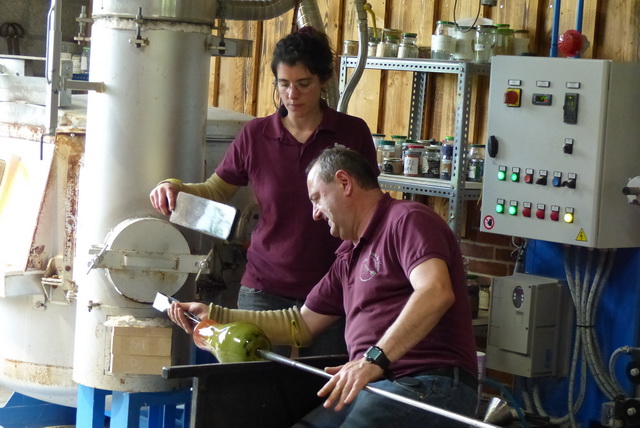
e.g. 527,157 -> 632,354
431,21 -> 455,60
474,25 -> 497,63
467,144 -> 485,182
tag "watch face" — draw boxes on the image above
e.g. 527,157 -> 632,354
365,346 -> 383,361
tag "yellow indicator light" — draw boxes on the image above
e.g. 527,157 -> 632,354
496,204 -> 505,214
564,212 -> 574,223
498,171 -> 506,181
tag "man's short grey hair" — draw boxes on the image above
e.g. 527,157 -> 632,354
307,145 -> 379,190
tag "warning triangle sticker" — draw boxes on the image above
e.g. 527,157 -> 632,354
576,229 -> 588,242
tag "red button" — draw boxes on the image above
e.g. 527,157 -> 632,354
524,174 -> 533,184
522,207 -> 531,217
536,209 -> 545,219
550,211 -> 560,221
504,90 -> 519,105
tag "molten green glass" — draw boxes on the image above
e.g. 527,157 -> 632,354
193,319 -> 272,363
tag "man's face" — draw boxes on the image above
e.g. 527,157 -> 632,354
307,166 -> 351,240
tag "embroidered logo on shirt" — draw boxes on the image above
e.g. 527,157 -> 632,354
360,252 -> 381,282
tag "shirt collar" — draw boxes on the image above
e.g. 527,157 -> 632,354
262,100 -> 337,140
335,193 -> 393,257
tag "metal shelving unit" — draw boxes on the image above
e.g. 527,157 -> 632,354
339,56 -> 490,235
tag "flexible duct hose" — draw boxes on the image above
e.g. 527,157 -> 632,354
337,0 -> 369,113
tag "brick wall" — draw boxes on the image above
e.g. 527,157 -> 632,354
462,201 -> 517,286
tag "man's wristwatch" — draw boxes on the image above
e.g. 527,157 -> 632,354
364,345 -> 390,371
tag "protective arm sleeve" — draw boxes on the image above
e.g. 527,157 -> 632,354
162,173 -> 239,203
208,304 -> 314,348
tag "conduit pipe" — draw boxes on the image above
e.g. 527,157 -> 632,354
337,0 -> 369,113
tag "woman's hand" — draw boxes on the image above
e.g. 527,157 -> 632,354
149,182 -> 178,216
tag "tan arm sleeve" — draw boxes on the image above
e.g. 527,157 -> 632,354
208,304 -> 313,348
161,173 -> 239,203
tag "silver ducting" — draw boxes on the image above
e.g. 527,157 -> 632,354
337,0 -> 368,113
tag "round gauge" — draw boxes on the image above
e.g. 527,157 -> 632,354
512,286 -> 525,308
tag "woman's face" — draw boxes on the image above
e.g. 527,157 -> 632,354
275,63 -> 323,118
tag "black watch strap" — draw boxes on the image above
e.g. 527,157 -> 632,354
364,345 -> 390,371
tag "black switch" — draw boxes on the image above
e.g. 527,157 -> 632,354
563,93 -> 579,124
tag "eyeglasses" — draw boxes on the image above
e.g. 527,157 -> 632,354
274,78 -> 317,94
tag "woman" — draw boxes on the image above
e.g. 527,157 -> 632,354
150,26 -> 378,356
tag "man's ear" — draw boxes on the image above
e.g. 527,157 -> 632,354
335,170 -> 352,194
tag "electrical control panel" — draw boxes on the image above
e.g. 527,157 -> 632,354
480,56 -> 640,248
486,273 -> 572,378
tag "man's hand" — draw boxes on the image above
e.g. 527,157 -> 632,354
168,302 -> 210,334
318,358 -> 384,411
149,182 -> 178,216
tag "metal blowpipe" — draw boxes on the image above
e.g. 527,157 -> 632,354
257,349 -> 498,428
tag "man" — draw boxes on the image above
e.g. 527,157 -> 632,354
170,145 -> 478,427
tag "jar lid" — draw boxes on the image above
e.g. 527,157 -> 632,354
380,140 -> 395,145
425,145 -> 440,150
479,24 -> 498,29
497,28 -> 515,34
371,133 -> 386,137
470,144 -> 486,147
436,20 -> 455,25
391,135 -> 408,139
407,145 -> 424,149
495,23 -> 511,28
402,32 -> 417,37
514,29 -> 529,34
444,136 -> 454,141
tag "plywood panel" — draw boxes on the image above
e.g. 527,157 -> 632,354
595,0 -> 640,61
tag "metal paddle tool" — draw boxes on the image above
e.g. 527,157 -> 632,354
152,292 -> 201,324
257,350 -> 499,428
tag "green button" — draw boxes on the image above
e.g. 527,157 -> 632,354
498,171 -> 506,181
496,204 -> 505,214
508,205 -> 517,215
510,172 -> 519,182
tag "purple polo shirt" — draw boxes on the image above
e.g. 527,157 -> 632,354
215,108 -> 378,300
306,193 -> 477,378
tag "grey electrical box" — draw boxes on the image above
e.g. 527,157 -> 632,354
486,273 -> 573,378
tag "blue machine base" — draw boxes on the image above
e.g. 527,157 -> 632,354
0,392 -> 76,428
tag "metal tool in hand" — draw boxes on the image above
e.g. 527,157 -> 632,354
257,350 -> 498,428
0,22 -> 25,55
152,292 -> 201,324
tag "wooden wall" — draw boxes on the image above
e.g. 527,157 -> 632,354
209,0 -> 640,144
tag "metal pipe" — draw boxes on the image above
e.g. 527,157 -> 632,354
258,350 -> 498,428
336,0 -> 369,113
550,0 -> 561,57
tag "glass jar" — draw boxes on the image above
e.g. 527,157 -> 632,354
377,140 -> 396,171
467,144 -> 485,182
383,157 -> 403,175
376,29 -> 401,57
513,30 -> 530,55
439,144 -> 454,180
431,21 -> 455,60
442,135 -> 455,146
421,145 -> 441,178
372,133 -> 385,149
453,26 -> 475,61
391,135 -> 408,158
398,32 -> 418,58
368,37 -> 380,57
343,40 -> 359,56
474,25 -> 497,63
403,145 -> 424,177
494,28 -> 514,56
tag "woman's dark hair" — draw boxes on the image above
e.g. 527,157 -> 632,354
307,145 -> 380,190
271,26 -> 335,82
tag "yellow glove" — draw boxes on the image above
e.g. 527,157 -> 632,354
208,304 -> 313,348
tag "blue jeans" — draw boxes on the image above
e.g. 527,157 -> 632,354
237,286 -> 347,357
292,369 -> 478,428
